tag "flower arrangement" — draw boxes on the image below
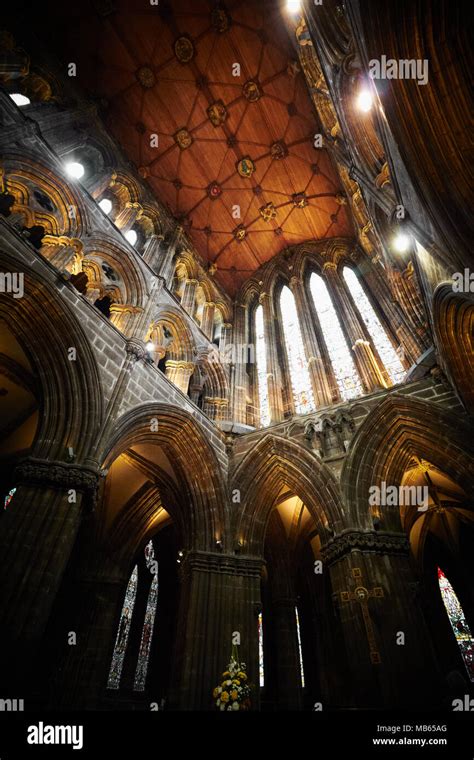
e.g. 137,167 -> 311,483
213,652 -> 252,711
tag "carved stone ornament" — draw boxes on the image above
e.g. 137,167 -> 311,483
320,531 -> 410,565
13,457 -> 100,508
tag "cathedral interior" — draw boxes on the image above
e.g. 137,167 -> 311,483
0,0 -> 473,715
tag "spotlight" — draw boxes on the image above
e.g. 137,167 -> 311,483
125,229 -> 137,246
10,93 -> 30,107
356,88 -> 373,113
392,231 -> 411,253
146,342 -> 155,352
286,0 -> 301,12
65,161 -> 85,180
216,539 -> 223,550
99,198 -> 112,215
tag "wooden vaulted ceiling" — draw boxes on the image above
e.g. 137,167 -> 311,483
46,0 -> 353,295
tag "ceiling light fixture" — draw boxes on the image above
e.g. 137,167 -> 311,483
392,231 -> 411,253
65,161 -> 85,180
99,198 -> 112,215
125,229 -> 137,246
356,88 -> 373,113
10,93 -> 30,107
287,0 -> 301,12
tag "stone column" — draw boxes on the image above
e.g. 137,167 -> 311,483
0,458 -> 99,692
320,531 -> 441,708
110,304 -> 144,338
170,551 -> 262,710
159,226 -> 184,288
40,236 -> 83,274
259,292 -> 284,424
165,360 -> 195,395
232,304 -> 248,424
219,323 -> 232,353
200,301 -> 216,340
322,263 -> 387,393
114,202 -> 143,233
181,279 -> 198,315
203,396 -> 229,422
142,233 -> 165,270
289,275 -> 334,407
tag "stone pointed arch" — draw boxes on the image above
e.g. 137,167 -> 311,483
232,434 -> 345,553
433,283 -> 474,413
0,249 -> 104,461
341,394 -> 474,531
99,403 -> 228,551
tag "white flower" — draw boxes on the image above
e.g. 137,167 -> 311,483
220,703 -> 226,711
232,701 -> 240,711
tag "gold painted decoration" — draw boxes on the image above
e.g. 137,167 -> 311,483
207,100 -> 227,127
234,224 -> 246,241
174,36 -> 195,64
174,128 -> 193,150
292,192 -> 308,208
270,141 -> 288,160
211,7 -> 231,33
136,65 -> 156,89
259,202 -> 276,222
207,181 -> 222,200
237,156 -> 256,178
243,80 -> 262,102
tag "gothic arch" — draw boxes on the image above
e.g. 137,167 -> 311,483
99,403 -> 228,551
1,152 -> 89,237
232,434 -> 345,554
341,394 -> 474,531
148,306 -> 195,362
82,236 -> 148,308
433,283 -> 474,414
0,250 -> 104,461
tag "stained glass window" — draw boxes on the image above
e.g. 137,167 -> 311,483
107,565 -> 138,689
255,305 -> 271,427
4,487 -> 16,510
258,612 -> 265,687
342,267 -> 406,385
438,568 -> 474,681
295,607 -> 305,688
134,542 -> 159,691
279,286 -> 315,415
309,273 -> 363,400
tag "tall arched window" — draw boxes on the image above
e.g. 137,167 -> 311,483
255,305 -> 270,427
438,568 -> 474,681
258,612 -> 265,687
108,540 -> 160,691
279,286 -> 315,415
309,273 -> 363,400
4,487 -> 16,510
295,606 -> 305,688
134,541 -> 159,691
107,565 -> 138,689
342,267 -> 406,385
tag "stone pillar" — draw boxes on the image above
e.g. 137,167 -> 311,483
40,236 -> 83,274
320,531 -> 441,708
114,202 -> 143,233
142,233 -> 165,270
271,595 -> 303,709
159,226 -> 184,287
165,360 -> 195,395
232,304 -> 248,424
289,275 -> 334,407
170,551 -> 262,710
200,301 -> 216,340
180,279 -> 198,315
322,263 -> 387,393
0,458 -> 99,692
219,323 -> 232,353
110,304 -> 144,337
259,292 -> 284,424
203,397 -> 229,422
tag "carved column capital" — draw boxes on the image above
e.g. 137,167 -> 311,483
320,530 -> 410,566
